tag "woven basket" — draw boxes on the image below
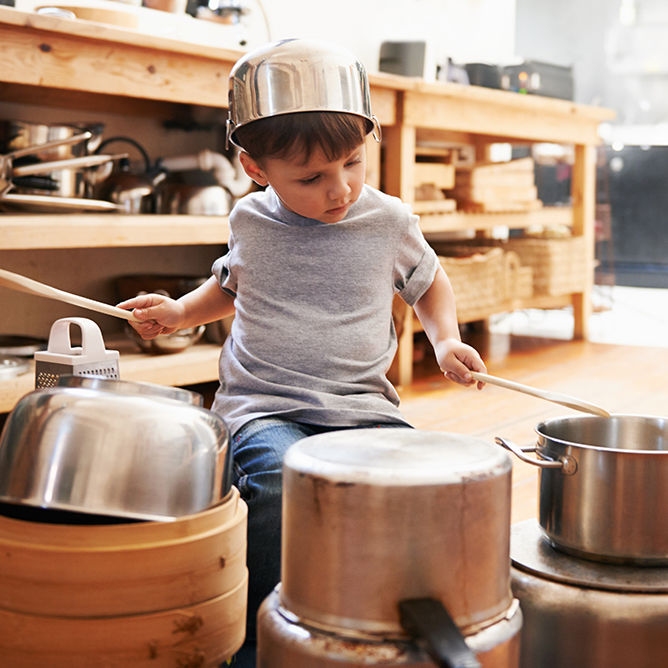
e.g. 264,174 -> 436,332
436,246 -> 508,322
502,236 -> 588,296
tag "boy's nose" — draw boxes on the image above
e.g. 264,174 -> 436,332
328,174 -> 351,200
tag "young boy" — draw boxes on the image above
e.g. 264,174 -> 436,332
119,38 -> 486,661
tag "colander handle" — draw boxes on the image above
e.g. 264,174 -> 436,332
47,317 -> 108,359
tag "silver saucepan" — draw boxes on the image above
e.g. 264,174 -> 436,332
497,414 -> 668,565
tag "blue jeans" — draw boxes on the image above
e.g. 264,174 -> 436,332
231,417 -> 410,648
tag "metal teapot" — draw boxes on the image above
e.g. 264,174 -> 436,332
89,136 -> 165,213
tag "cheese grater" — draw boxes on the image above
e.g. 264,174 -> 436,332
34,317 -> 120,389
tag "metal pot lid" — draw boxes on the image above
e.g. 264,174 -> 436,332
0,355 -> 30,380
0,335 -> 47,357
284,428 -> 511,486
511,520 -> 668,593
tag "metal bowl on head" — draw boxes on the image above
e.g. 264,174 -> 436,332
0,376 -> 232,522
226,38 -> 382,148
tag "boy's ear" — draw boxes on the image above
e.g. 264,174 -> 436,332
238,151 -> 269,187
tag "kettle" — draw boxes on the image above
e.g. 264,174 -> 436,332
89,136 -> 165,213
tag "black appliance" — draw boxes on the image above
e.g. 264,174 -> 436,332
502,60 -> 574,100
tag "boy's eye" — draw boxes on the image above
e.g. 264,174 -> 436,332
299,175 -> 320,184
345,158 -> 361,167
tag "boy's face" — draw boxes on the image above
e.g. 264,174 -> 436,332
240,143 -> 366,224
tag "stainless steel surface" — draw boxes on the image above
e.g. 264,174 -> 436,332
159,182 -> 232,215
226,38 -> 382,148
281,429 -> 513,637
0,335 -> 47,357
511,521 -> 668,668
258,588 -> 522,667
536,415 -> 668,564
0,356 -> 30,380
0,122 -> 101,197
511,520 -> 668,592
0,376 -> 231,521
126,323 -> 206,353
0,192 -> 121,212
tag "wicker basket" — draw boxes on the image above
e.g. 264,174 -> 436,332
502,236 -> 588,296
436,246 -> 509,322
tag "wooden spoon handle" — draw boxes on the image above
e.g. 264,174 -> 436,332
0,268 -> 139,322
470,371 -> 611,418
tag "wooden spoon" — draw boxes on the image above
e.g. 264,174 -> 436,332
0,268 -> 139,322
470,370 -> 611,417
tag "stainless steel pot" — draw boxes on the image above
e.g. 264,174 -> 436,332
497,414 -> 668,564
281,429 -> 514,638
0,121 -> 103,197
0,376 -> 232,521
510,520 -> 668,668
226,38 -> 382,148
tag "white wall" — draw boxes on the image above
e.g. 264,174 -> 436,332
256,0 -> 517,74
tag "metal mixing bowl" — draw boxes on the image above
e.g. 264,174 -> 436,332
226,38 -> 381,148
0,376 -> 231,521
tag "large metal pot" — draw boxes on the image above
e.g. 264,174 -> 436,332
0,376 -> 232,521
497,414 -> 668,564
281,429 -> 514,638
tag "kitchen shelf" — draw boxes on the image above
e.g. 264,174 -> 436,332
418,206 -> 573,235
0,214 -> 230,249
0,4 -> 615,398
0,341 -> 221,414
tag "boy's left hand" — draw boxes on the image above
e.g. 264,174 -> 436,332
434,338 -> 487,390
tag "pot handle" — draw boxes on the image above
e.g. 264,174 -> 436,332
399,598 -> 481,668
495,437 -> 577,475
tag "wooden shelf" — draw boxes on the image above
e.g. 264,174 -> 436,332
0,341 -> 221,413
0,214 -> 230,249
418,205 -> 573,235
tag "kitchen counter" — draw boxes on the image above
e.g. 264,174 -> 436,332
0,5 -> 615,404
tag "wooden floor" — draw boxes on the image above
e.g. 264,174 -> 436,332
398,330 -> 668,525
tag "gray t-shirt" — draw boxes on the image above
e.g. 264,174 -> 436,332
211,184 -> 439,435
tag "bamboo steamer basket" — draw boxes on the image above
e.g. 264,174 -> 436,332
0,487 -> 247,617
0,575 -> 247,668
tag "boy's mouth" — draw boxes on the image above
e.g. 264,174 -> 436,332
326,202 -> 350,216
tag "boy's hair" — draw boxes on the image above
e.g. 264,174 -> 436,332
233,111 -> 368,164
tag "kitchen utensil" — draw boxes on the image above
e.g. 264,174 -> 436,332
496,413 -> 668,564
1,130 -> 92,196
0,335 -> 47,357
1,129 -> 124,202
91,136 -> 165,213
510,520 -> 668,668
0,268 -> 139,322
0,375 -> 232,521
470,371 -> 611,417
226,38 -> 382,148
0,356 -> 30,381
34,317 -> 120,389
281,429 -> 514,636
261,427 -> 520,667
0,192 -> 121,212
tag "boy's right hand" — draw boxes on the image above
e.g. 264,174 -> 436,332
117,293 -> 186,340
